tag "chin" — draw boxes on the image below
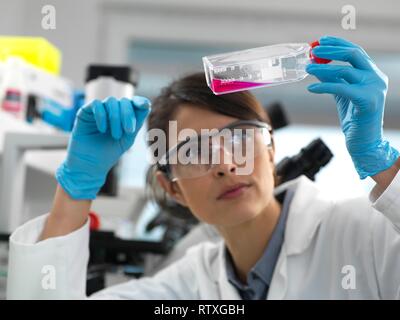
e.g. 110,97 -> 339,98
220,208 -> 260,228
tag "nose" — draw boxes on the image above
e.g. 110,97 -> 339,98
211,144 -> 238,178
214,163 -> 237,177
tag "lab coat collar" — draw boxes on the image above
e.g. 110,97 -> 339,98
275,175 -> 334,255
216,239 -> 242,299
268,176 -> 335,299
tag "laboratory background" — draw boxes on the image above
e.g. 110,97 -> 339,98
0,0 -> 399,299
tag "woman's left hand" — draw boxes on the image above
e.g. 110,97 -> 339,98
306,35 -> 399,179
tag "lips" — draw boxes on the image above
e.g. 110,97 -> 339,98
217,183 -> 251,200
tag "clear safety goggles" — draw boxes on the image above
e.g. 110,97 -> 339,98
157,120 -> 273,181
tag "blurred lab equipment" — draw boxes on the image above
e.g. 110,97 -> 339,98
276,138 -> 333,184
0,111 -> 69,234
0,37 -> 73,233
0,36 -> 73,125
264,102 -> 289,130
0,36 -> 61,74
85,65 -> 138,102
26,90 -> 84,132
0,57 -> 73,120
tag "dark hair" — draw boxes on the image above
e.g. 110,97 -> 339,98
145,72 -> 275,213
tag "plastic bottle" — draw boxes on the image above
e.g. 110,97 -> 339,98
85,65 -> 136,102
203,41 -> 331,95
1,57 -> 28,119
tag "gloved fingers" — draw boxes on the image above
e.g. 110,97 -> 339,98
104,97 -> 123,140
306,64 -> 342,83
306,64 -> 365,84
307,82 -> 360,100
132,96 -> 151,132
120,97 -> 136,134
92,99 -> 107,133
311,45 -> 375,71
319,36 -> 369,57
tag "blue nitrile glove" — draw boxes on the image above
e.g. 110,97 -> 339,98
56,96 -> 151,199
306,36 -> 399,179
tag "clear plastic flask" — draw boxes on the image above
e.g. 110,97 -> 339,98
203,41 -> 330,95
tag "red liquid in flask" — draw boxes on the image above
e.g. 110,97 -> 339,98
211,78 -> 269,94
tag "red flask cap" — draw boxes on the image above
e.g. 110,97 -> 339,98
309,41 -> 332,64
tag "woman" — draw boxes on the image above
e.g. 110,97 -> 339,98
7,36 -> 400,299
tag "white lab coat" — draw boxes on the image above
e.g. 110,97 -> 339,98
6,173 -> 400,299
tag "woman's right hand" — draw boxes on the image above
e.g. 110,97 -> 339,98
55,96 -> 151,200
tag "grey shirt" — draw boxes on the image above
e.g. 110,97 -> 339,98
225,189 -> 295,300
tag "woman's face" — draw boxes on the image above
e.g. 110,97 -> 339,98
156,104 -> 276,228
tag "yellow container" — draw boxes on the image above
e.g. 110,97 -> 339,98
0,36 -> 61,74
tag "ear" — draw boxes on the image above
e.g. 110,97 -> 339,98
155,171 -> 188,207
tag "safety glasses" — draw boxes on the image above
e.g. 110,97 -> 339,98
157,120 -> 273,181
